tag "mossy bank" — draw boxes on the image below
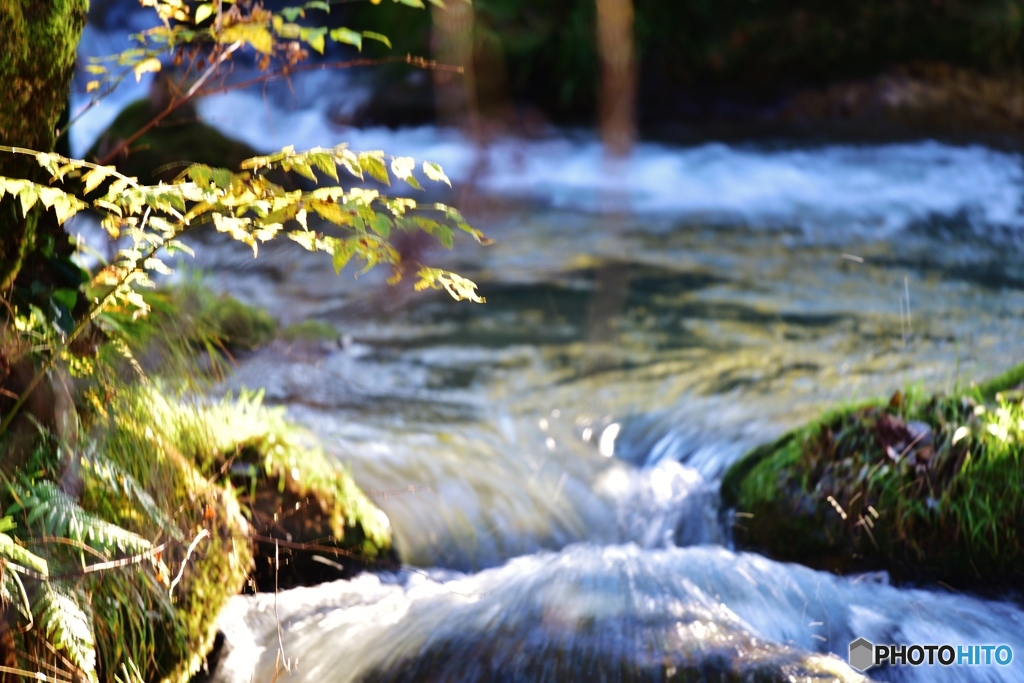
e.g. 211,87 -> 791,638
0,283 -> 393,682
722,363 -> 1024,589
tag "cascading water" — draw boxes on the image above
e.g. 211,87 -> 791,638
68,17 -> 1024,681
193,147 -> 1024,680
213,545 -> 1023,682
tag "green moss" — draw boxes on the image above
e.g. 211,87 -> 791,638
165,389 -> 396,590
0,1 -> 88,290
975,361 -> 1024,400
78,383 -> 391,680
0,1 -> 86,151
109,281 -> 277,355
725,363 -> 1024,586
202,294 -> 276,352
1,359 -> 394,681
279,319 -> 340,342
2,384 -> 252,683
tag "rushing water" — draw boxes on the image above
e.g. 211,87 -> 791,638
190,137 -> 1024,681
67,27 -> 1024,681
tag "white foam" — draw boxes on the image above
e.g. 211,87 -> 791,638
70,54 -> 1024,238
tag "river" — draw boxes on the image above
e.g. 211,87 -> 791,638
70,23 -> 1024,683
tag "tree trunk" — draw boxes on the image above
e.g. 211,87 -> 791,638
0,0 -> 88,292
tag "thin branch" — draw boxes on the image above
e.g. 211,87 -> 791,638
30,535 -> 109,561
60,70 -> 135,141
273,539 -> 291,675
0,239 -> 163,439
0,664 -> 73,682
5,541 -> 172,581
15,646 -> 76,682
184,40 -> 241,100
168,529 -> 209,598
97,54 -> 461,166
78,540 -> 171,575
223,54 -> 464,92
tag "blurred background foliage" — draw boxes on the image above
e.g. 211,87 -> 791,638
335,0 -> 1024,129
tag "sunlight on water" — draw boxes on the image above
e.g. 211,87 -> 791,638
212,544 -> 1023,683
69,24 -> 1024,679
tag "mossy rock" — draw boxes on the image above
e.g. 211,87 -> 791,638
32,385 -> 255,683
117,282 -> 277,355
201,294 -> 276,352
2,378 -> 395,682
85,98 -> 259,183
192,390 -> 398,592
723,362 -> 1024,588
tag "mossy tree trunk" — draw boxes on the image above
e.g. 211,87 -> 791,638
0,0 -> 88,292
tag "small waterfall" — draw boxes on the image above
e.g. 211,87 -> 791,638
211,544 -> 1023,682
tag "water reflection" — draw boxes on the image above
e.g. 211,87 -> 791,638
196,198 -> 1024,572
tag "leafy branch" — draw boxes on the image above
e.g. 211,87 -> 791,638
81,0 -> 463,167
0,140 -> 486,438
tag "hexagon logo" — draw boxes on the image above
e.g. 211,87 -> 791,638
849,637 -> 875,672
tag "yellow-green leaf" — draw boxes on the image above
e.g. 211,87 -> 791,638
414,267 -> 485,303
359,153 -> 390,185
133,57 -> 162,82
220,24 -> 274,55
37,186 -> 64,210
362,31 -> 392,49
329,27 -> 362,50
0,533 -> 48,576
331,238 -> 357,273
422,161 -> 451,187
310,201 -> 354,227
369,214 -> 392,239
82,167 -> 113,195
195,3 -> 214,23
101,215 -> 122,238
53,195 -> 85,225
254,223 -> 282,242
288,158 -> 317,182
289,230 -> 316,251
300,26 -> 327,54
390,156 -> 416,180
18,185 -> 39,215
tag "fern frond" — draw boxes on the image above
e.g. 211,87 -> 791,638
80,446 -> 183,541
36,581 -> 98,683
0,564 -> 32,623
12,481 -> 152,560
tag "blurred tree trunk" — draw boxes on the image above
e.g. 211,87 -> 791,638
431,1 -> 478,134
586,0 -> 636,372
0,0 -> 88,292
595,0 -> 635,157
